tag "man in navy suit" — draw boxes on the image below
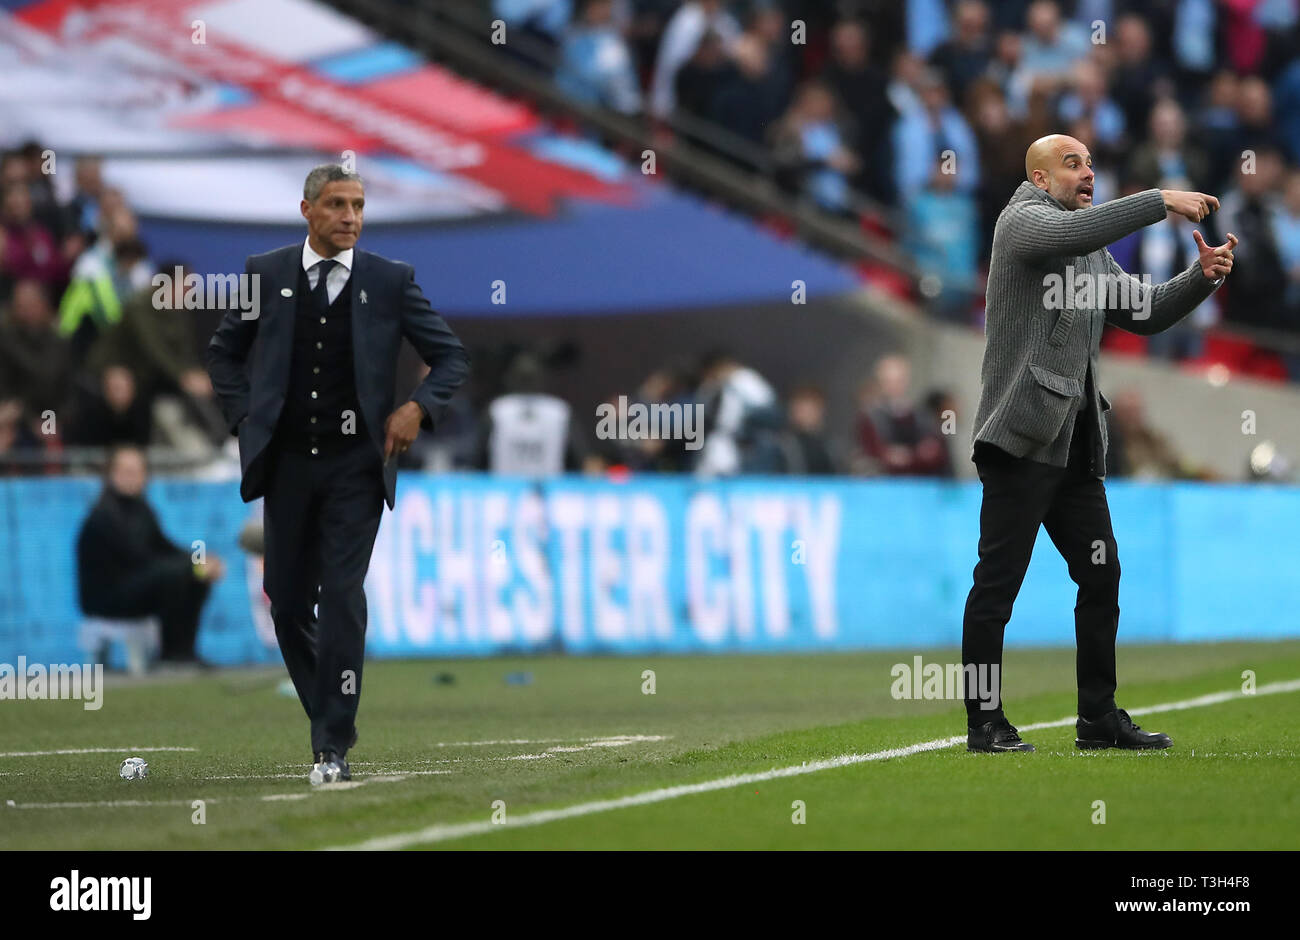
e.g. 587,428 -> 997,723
205,164 -> 469,784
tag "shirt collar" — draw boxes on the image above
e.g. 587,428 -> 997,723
302,237 -> 353,274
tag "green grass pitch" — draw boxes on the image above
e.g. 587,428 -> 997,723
2,641 -> 1297,850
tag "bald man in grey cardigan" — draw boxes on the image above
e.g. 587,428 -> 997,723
964,134 -> 1237,753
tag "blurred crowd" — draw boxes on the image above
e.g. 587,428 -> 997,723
8,0 -> 1295,481
0,134 -> 1245,484
0,144 -> 228,474
436,345 -> 1209,481
492,0 -> 1300,373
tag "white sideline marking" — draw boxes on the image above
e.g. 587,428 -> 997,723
504,735 -> 670,761
329,678 -> 1300,851
204,769 -> 452,780
8,793 -> 311,809
0,747 -> 198,758
432,734 -> 667,748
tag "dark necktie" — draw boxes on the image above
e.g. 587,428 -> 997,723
312,259 -> 337,309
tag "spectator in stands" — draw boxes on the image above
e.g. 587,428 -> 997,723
85,260 -> 224,444
0,180 -> 66,291
777,385 -> 836,475
994,0 -> 1084,119
1274,57 -> 1300,165
64,154 -> 108,243
1018,0 -> 1090,82
1110,13 -> 1174,143
624,361 -> 695,472
968,78 -> 1045,258
1192,70 -> 1241,190
1106,387 -> 1198,479
824,18 -> 898,205
694,350 -> 781,477
711,31 -> 791,149
589,391 -> 634,472
76,443 -> 223,666
491,0 -> 575,70
905,0 -> 952,57
893,67 -> 979,201
855,353 -> 949,476
1272,168 -> 1300,378
476,352 -> 586,475
922,387 -> 958,477
0,279 -> 72,433
985,27 -> 1026,109
650,0 -> 740,120
1057,58 -> 1125,153
558,0 -> 643,114
928,0 -> 993,108
1127,97 -> 1209,192
673,29 -> 731,128
739,1 -> 794,100
772,80 -> 861,215
11,141 -> 66,241
1217,146 -> 1287,331
67,364 -> 153,447
1233,76 -> 1283,157
903,152 -> 980,320
888,49 -> 928,120
57,206 -> 152,364
1136,206 -> 1220,363
1170,0 -> 1217,83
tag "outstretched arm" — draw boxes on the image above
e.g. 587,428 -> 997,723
1101,231 -> 1235,336
1000,188 -> 1221,262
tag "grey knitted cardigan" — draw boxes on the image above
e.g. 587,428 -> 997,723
972,182 -> 1221,476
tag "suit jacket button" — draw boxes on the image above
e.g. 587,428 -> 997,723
311,391 -> 318,399
316,342 -> 323,350
320,317 -> 326,324
311,447 -> 318,456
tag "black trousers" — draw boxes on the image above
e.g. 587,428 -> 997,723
99,557 -> 211,661
262,435 -> 385,756
962,413 -> 1120,725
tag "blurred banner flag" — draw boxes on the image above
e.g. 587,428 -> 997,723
1,0 -> 859,315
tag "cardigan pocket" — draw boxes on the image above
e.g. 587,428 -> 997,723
1047,305 -> 1077,347
1002,363 -> 1083,447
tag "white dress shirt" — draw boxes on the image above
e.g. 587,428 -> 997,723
301,237 -> 352,304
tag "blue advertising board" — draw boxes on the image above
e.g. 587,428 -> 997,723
1,474 -> 1296,667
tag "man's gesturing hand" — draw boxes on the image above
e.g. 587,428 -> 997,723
1194,230 -> 1237,280
383,400 -> 425,461
1162,189 -> 1220,222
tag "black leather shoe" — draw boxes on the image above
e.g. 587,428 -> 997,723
967,717 -> 1036,752
308,750 -> 352,785
1076,708 -> 1172,750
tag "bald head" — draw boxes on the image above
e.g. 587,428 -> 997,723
1025,134 -> 1095,209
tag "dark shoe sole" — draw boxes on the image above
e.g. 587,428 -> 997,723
967,743 -> 1037,753
1075,738 -> 1173,750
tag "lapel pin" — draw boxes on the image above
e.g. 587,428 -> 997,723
280,288 -> 293,297
359,290 -> 368,304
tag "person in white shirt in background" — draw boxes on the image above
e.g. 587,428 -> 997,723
649,0 -> 741,119
695,350 -> 779,478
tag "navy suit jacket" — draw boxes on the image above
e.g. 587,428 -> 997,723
204,244 -> 469,509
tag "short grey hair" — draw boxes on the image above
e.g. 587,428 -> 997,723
303,164 -> 363,202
